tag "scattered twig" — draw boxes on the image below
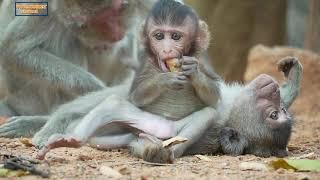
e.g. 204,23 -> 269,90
1,154 -> 50,178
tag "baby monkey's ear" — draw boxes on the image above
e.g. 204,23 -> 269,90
195,20 -> 211,52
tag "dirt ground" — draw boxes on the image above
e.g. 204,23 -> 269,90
0,46 -> 320,179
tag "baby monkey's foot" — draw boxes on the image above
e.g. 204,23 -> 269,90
140,133 -> 174,164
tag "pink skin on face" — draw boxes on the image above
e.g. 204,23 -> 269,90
88,0 -> 125,42
248,74 -> 289,129
147,17 -> 196,72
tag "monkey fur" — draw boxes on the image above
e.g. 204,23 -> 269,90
0,0 -> 158,137
31,1 -> 301,164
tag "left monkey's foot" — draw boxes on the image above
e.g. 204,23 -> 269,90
36,134 -> 82,160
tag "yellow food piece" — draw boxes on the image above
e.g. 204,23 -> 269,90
166,58 -> 181,72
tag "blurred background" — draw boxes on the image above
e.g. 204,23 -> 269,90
186,0 -> 320,82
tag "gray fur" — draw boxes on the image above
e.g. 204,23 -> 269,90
0,0 -> 157,137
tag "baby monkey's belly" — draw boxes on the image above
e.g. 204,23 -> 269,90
142,87 -> 205,120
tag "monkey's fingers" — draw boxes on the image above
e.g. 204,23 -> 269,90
181,65 -> 197,76
181,56 -> 198,65
182,64 -> 197,71
277,56 -> 298,71
0,122 -> 21,138
177,75 -> 187,80
277,57 -> 298,76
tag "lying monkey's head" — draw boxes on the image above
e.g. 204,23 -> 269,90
221,74 -> 293,157
142,0 -> 210,72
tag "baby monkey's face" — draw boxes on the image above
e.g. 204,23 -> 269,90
146,18 -> 196,72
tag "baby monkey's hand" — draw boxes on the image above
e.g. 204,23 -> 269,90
158,72 -> 188,90
179,56 -> 199,76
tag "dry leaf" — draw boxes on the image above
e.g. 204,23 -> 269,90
162,136 -> 188,148
194,155 -> 212,162
269,159 -> 297,171
99,166 -> 123,178
239,162 -> 268,171
19,138 -> 34,147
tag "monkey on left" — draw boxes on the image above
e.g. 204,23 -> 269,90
0,0 -> 157,137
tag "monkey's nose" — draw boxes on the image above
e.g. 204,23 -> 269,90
163,49 -> 173,54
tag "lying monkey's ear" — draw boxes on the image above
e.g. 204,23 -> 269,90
195,20 -> 211,52
219,127 -> 248,156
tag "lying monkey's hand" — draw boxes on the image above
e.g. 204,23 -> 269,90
159,72 -> 189,90
180,56 -> 199,76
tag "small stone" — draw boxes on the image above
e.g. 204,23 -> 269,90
99,166 -> 122,178
239,162 -> 268,171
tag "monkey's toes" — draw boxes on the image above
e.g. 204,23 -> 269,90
277,56 -> 298,73
143,144 -> 174,164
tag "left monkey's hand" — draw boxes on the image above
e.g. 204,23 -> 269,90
180,56 -> 199,76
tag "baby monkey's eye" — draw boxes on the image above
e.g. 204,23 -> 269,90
270,111 -> 279,120
154,32 -> 164,40
171,32 -> 182,41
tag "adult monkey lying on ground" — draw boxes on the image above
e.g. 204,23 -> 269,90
36,0 -> 220,163
0,0 -> 158,137
35,0 -> 302,163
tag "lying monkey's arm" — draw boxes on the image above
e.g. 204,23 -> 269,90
277,57 -> 303,109
1,48 -> 105,93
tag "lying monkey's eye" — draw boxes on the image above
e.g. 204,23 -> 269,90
171,32 -> 182,41
154,32 -> 164,40
270,111 -> 279,120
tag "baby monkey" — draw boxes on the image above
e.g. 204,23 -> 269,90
36,0 -> 220,163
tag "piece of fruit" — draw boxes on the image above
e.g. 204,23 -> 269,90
166,58 -> 181,72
